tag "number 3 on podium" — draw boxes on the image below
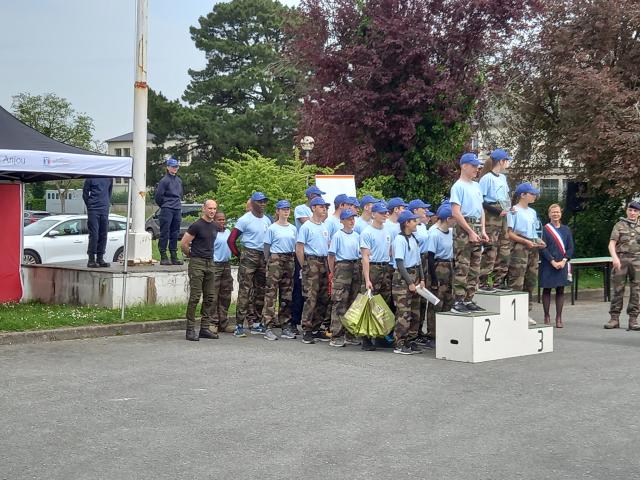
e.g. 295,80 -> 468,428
537,329 -> 544,352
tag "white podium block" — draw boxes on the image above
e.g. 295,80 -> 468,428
436,292 -> 554,363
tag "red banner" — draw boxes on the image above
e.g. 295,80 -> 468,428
0,183 -> 23,303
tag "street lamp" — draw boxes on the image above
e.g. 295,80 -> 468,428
300,136 -> 315,162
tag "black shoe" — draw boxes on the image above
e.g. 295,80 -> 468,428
477,284 -> 497,293
361,337 -> 376,351
160,258 -> 172,266
170,254 -> 183,266
495,282 -> 512,292
312,330 -> 331,342
87,254 -> 98,268
464,301 -> 485,312
186,329 -> 199,341
199,329 -> 218,339
451,300 -> 469,313
302,332 -> 315,344
96,255 -> 110,268
409,341 -> 423,354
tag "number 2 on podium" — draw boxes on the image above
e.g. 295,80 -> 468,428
484,318 -> 491,342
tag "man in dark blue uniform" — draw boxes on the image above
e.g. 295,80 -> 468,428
82,177 -> 113,268
154,157 -> 184,265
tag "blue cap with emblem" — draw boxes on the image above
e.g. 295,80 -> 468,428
310,196 -> 330,207
305,185 -> 326,197
251,192 -> 268,201
514,182 -> 540,196
398,211 -> 419,224
459,152 -> 481,166
371,202 -> 389,214
340,209 -> 357,220
275,200 -> 290,209
166,157 -> 179,167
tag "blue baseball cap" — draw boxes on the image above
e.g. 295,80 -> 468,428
408,199 -> 431,211
340,210 -> 358,221
515,182 -> 540,196
437,203 -> 453,220
398,211 -> 419,224
490,148 -> 512,161
459,153 -> 481,166
334,193 -> 350,206
310,196 -> 330,207
371,202 -> 389,214
166,158 -> 179,167
387,197 -> 408,210
359,195 -> 379,206
275,200 -> 290,209
347,196 -> 360,207
251,191 -> 268,202
305,185 -> 325,197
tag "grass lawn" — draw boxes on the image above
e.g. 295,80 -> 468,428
0,302 -> 236,333
576,268 -> 607,290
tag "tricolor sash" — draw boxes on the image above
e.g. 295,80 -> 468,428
544,223 -> 572,281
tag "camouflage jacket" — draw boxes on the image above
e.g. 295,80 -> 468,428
611,218 -> 640,255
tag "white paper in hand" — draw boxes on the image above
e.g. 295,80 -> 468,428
415,285 -> 440,305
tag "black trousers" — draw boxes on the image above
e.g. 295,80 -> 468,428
87,208 -> 109,256
159,207 -> 181,253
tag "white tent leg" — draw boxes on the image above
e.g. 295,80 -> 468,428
120,178 -> 133,321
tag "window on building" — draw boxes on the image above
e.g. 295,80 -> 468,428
540,179 -> 560,200
115,148 -> 122,156
123,148 -> 131,156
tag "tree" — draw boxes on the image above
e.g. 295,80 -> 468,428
288,0 -> 539,197
11,93 -> 96,212
485,0 -> 640,197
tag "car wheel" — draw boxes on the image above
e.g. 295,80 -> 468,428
113,247 -> 125,263
23,249 -> 42,265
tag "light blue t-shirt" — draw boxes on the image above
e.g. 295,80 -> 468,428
414,222 -> 430,254
508,205 -> 540,239
450,179 -> 483,219
393,234 -> 421,269
265,222 -> 297,254
354,216 -> 372,235
235,212 -> 272,250
325,215 -> 342,239
360,224 -> 392,263
426,227 -> 453,261
294,204 -> 312,230
385,219 -> 401,242
329,229 -> 361,261
297,220 -> 330,256
479,172 -> 510,204
213,229 -> 232,262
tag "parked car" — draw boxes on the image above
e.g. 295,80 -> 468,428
144,203 -> 202,239
23,210 -> 52,226
23,214 -> 127,265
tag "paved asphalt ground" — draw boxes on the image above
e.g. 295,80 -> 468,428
2,299 -> 640,480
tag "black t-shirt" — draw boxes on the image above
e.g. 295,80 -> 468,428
186,218 -> 217,259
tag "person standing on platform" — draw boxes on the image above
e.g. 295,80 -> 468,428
82,177 -> 113,268
425,202 -> 456,348
392,210 -> 425,355
328,209 -> 362,347
296,197 -> 331,344
355,195 -> 378,234
212,211 -> 233,334
506,182 -> 546,325
360,202 -> 393,351
604,201 -> 640,330
228,192 -> 272,337
478,148 -> 513,292
539,204 -> 574,328
450,152 -> 489,314
155,157 -> 184,266
180,200 -> 218,341
262,200 -> 298,341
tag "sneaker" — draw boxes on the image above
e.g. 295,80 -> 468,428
361,337 -> 377,351
465,301 -> 485,312
415,336 -> 429,346
329,337 -> 346,347
423,338 -> 436,349
264,329 -> 279,341
409,341 -> 423,354
250,323 -> 266,335
312,330 -> 331,342
302,332 -> 316,344
393,345 -> 414,355
344,335 -> 361,346
528,317 -> 536,326
281,327 -> 297,339
495,283 -> 512,292
478,284 -> 497,293
451,301 -> 469,314
233,325 -> 247,338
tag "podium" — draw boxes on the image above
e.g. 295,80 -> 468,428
435,291 -> 553,363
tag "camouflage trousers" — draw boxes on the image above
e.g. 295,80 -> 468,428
453,227 -> 482,301
186,257 -> 215,331
426,260 -> 454,339
480,211 -> 511,286
212,261 -> 233,332
392,268 -> 421,346
609,254 -> 640,319
262,253 -> 295,329
419,252 -> 431,335
301,256 -> 330,332
235,248 -> 266,326
368,263 -> 393,307
330,260 -> 363,338
507,241 -> 539,311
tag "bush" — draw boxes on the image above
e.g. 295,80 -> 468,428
30,198 -> 46,211
111,191 -> 129,204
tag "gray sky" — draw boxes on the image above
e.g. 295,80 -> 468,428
0,0 -> 227,142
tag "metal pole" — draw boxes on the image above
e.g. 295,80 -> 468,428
121,178 -> 134,320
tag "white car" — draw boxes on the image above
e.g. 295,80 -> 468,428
23,214 -> 127,265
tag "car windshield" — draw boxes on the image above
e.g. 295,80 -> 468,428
23,219 -> 60,236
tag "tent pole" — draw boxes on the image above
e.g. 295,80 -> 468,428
120,178 -> 133,321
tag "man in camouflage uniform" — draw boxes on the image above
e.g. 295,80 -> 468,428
605,201 -> 640,330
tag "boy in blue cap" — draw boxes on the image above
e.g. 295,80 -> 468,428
296,196 -> 332,344
154,157 -> 184,265
450,153 -> 489,313
385,197 -> 408,242
83,176 -> 113,268
228,191 -> 272,337
328,209 -> 362,347
507,182 -> 545,325
355,195 -> 378,234
262,200 -> 298,341
212,210 -> 234,333
408,199 -> 433,338
325,194 -> 355,239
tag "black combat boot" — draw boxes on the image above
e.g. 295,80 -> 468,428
87,254 -> 99,268
96,254 -> 110,268
160,251 -> 171,266
170,252 -> 183,265
186,329 -> 199,341
199,328 -> 218,339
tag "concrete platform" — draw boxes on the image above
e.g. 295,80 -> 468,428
21,261 -> 239,307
